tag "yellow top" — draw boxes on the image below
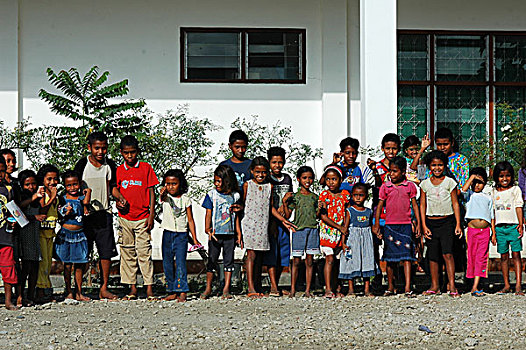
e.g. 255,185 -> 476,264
40,192 -> 58,238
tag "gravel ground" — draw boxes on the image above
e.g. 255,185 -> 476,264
1,293 -> 525,350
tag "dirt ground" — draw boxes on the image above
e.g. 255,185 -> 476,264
1,291 -> 525,350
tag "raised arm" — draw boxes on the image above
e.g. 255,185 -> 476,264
410,134 -> 430,171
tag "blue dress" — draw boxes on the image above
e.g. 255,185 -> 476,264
55,195 -> 89,263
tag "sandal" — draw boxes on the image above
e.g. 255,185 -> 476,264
324,292 -> 336,299
497,288 -> 511,295
515,291 -> 525,296
221,293 -> 233,300
471,290 -> 485,297
268,291 -> 280,298
188,244 -> 204,252
448,291 -> 461,298
146,296 -> 159,301
405,291 -> 416,298
383,290 -> 396,297
200,293 -> 211,300
122,294 -> 137,301
422,290 -> 440,296
247,292 -> 262,299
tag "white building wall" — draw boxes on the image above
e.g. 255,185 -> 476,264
0,0 -> 18,127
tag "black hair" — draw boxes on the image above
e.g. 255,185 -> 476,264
381,133 -> 401,148
120,135 -> 139,150
61,169 -> 80,183
323,164 -> 344,180
434,127 -> 455,143
470,167 -> 488,184
389,156 -> 407,173
214,165 -> 239,194
339,137 -> 360,152
402,135 -> 420,151
228,129 -> 249,144
162,169 -> 189,195
352,183 -> 369,198
0,157 -> 5,166
522,147 -> 526,170
493,161 -> 515,187
37,164 -> 60,185
296,166 -> 314,179
423,150 -> 449,168
0,149 -> 16,159
18,169 -> 38,188
88,131 -> 108,145
267,146 -> 286,161
250,156 -> 270,171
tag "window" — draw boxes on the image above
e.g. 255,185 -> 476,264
181,28 -> 306,83
397,31 -> 526,155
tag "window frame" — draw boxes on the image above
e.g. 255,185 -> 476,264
180,27 -> 306,84
398,30 -> 526,143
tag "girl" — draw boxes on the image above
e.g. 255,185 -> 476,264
419,151 -> 462,297
36,164 -> 60,303
201,165 -> 242,299
402,134 -> 430,184
55,170 -> 91,301
461,167 -> 494,296
339,183 -> 378,297
492,161 -> 524,295
283,166 -> 320,298
319,165 -> 350,298
18,170 -> 46,305
373,157 -> 421,297
242,156 -> 295,298
160,169 -> 201,302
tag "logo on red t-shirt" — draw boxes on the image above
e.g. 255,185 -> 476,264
121,180 -> 143,189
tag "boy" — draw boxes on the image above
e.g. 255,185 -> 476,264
262,147 -> 293,296
116,135 -> 159,300
0,157 -> 18,310
74,131 -> 127,300
434,127 -> 469,188
332,137 -> 374,193
220,130 -> 252,188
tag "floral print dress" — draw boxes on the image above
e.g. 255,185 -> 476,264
242,180 -> 271,251
319,190 -> 350,248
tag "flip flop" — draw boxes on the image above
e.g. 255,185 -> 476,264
324,292 -> 336,299
268,291 -> 280,297
448,291 -> 461,298
383,290 -> 396,296
471,290 -> 485,297
122,294 -> 137,301
497,289 -> 511,295
221,293 -> 233,300
515,291 -> 525,296
405,291 -> 416,298
146,296 -> 159,302
422,290 -> 440,296
200,293 -> 211,300
247,292 -> 262,299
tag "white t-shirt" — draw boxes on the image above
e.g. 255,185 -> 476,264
492,186 -> 524,224
160,193 -> 192,232
420,177 -> 457,216
81,158 -> 112,212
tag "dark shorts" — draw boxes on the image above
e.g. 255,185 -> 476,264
425,215 -> 456,262
263,224 -> 290,267
207,235 -> 236,273
85,211 -> 118,260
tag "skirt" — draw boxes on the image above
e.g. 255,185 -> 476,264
339,226 -> 378,279
382,224 -> 415,262
54,227 -> 89,264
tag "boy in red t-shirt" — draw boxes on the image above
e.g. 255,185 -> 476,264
116,135 -> 159,300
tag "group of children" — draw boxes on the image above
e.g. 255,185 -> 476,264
0,126 -> 524,309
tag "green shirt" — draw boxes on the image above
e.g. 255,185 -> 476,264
288,191 -> 318,230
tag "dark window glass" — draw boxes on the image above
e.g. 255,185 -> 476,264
398,34 -> 428,81
247,31 -> 302,80
495,86 -> 526,140
435,35 -> 487,82
397,85 -> 428,138
495,35 -> 526,82
185,32 -> 240,80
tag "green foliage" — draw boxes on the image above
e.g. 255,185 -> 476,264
469,103 -> 526,174
218,116 -> 323,177
0,119 -> 41,156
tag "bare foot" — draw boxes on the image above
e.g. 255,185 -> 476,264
281,290 -> 290,296
76,294 -> 91,302
99,289 -> 118,300
64,293 -> 75,300
304,291 -> 314,298
177,293 -> 187,302
5,303 -> 19,311
163,294 -> 178,301
16,295 -> 23,307
288,290 -> 296,298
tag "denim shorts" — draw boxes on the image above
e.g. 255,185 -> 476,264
291,228 -> 320,257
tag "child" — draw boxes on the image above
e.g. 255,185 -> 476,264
242,157 -> 294,298
201,165 -> 242,299
420,151 -> 462,297
319,165 -> 350,298
373,157 -> 421,297
18,170 -> 45,304
36,164 -> 60,303
283,166 -> 320,298
116,135 -> 159,300
461,167 -> 495,296
434,127 -> 469,188
56,170 -> 91,301
492,161 -> 524,295
263,147 -> 293,296
74,131 -> 125,300
402,134 -> 430,184
0,157 -> 19,310
331,137 -> 374,192
220,130 -> 252,189
160,169 -> 200,302
339,183 -> 377,296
